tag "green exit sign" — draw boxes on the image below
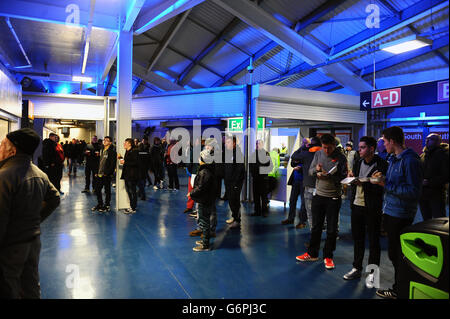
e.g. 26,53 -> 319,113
228,117 -> 265,132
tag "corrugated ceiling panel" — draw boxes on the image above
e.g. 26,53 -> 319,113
304,0 -> 393,48
373,51 -> 448,78
226,22 -> 271,55
185,65 -> 222,87
261,0 -> 329,26
153,49 -> 192,79
280,69 -> 334,89
201,42 -> 249,76
169,19 -> 217,58
190,0 -> 235,34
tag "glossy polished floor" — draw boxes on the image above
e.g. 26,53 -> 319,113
38,165 -> 441,299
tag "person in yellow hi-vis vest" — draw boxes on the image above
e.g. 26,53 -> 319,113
280,143 -> 288,155
268,148 -> 281,192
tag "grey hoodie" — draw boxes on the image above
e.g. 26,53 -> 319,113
309,149 -> 348,198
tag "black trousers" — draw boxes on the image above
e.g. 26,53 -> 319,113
125,180 -> 138,210
419,197 -> 446,221
0,236 -> 41,299
167,164 -> 179,189
384,214 -> 414,293
45,165 -> 62,191
85,165 -> 98,190
138,179 -> 146,199
308,195 -> 341,259
351,205 -> 381,270
253,177 -> 269,216
96,175 -> 112,207
225,182 -> 243,223
153,163 -> 164,185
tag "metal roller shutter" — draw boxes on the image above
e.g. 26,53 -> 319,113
257,100 -> 366,124
132,87 -> 246,120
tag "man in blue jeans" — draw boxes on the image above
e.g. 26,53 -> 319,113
374,126 -> 423,299
283,138 -> 310,228
296,134 -> 348,269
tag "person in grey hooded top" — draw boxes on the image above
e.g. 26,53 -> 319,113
296,134 -> 347,270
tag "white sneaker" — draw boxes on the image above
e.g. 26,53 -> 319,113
226,217 -> 234,224
153,185 -> 159,190
343,268 -> 361,280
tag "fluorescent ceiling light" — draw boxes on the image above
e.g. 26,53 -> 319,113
380,35 -> 432,54
72,76 -> 92,83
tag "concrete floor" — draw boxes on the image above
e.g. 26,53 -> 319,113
39,165 -> 439,299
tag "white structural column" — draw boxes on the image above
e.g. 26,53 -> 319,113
96,83 -> 105,139
116,29 -> 133,211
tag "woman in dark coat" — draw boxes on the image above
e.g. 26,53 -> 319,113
119,138 -> 139,213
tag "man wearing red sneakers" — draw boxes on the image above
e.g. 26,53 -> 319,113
296,134 -> 348,269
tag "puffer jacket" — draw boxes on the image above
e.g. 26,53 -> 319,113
0,154 -> 60,248
190,164 -> 216,205
383,148 -> 423,219
420,143 -> 449,200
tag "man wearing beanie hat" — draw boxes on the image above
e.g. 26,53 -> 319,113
0,128 -> 60,298
189,148 -> 217,251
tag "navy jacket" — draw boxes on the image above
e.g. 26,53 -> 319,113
383,148 -> 423,219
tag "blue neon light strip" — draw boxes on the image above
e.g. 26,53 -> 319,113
390,116 -> 449,121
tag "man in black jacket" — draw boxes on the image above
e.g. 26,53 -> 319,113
343,136 -> 388,284
249,140 -> 272,217
224,135 -> 246,229
42,133 -> 62,192
82,135 -> 101,193
419,133 -> 449,220
295,136 -> 321,231
66,138 -> 79,177
0,128 -> 60,298
137,137 -> 151,200
93,136 -> 117,213
283,138 -> 310,227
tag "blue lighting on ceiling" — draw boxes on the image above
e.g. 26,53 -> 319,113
57,84 -> 70,94
135,0 -> 190,34
154,70 -> 174,81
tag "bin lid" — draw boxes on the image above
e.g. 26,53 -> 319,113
401,217 -> 448,237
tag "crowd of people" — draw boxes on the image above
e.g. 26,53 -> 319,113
0,125 -> 448,299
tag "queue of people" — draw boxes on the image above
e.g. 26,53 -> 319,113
0,125 -> 448,299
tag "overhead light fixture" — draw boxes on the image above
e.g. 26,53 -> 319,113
72,76 -> 92,83
380,35 -> 432,54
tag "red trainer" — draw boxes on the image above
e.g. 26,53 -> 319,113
296,253 -> 319,262
324,258 -> 335,269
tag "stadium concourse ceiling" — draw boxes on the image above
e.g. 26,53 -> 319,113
0,0 -> 448,96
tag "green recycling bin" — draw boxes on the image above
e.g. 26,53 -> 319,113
398,217 -> 449,299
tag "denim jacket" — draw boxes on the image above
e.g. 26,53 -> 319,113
383,148 -> 423,219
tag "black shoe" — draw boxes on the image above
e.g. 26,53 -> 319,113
91,204 -> 102,211
376,289 -> 397,299
250,212 -> 261,216
281,219 -> 294,225
103,205 -> 111,212
82,189 -> 90,193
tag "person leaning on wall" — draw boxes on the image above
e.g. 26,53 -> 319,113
0,128 -> 60,299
